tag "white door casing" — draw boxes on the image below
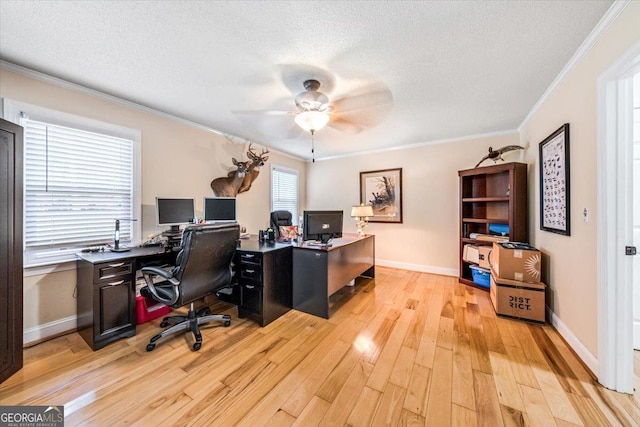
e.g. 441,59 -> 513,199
597,41 -> 640,394
633,73 -> 640,350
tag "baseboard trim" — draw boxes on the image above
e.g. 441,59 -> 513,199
546,306 -> 598,376
376,259 -> 457,277
23,315 -> 77,347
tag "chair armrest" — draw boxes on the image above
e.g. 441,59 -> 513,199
141,267 -> 180,306
141,266 -> 173,279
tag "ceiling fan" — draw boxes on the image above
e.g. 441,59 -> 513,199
233,68 -> 393,160
291,79 -> 332,135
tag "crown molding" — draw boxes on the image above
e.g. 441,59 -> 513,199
312,128 -> 519,162
518,0 -> 631,132
0,60 -> 305,162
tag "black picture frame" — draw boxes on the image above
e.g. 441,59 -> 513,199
539,123 -> 570,236
359,168 -> 403,223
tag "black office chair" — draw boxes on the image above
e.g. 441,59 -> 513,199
140,223 -> 239,351
270,210 -> 292,239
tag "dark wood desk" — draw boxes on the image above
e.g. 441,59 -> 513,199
235,237 -> 293,327
292,234 -> 375,319
76,247 -> 176,350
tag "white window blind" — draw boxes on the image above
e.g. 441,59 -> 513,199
271,166 -> 299,225
21,116 -> 136,266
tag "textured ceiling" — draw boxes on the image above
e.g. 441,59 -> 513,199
0,1 -> 613,160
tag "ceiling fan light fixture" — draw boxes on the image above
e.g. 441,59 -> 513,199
294,110 -> 330,134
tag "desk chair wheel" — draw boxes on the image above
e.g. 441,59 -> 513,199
146,343 -> 156,352
224,320 -> 231,327
193,342 -> 202,351
160,320 -> 170,328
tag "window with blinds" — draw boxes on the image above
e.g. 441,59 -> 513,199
271,166 -> 299,225
7,100 -> 141,267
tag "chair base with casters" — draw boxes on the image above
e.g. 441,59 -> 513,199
144,299 -> 231,352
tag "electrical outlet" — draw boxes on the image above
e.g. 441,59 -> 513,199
583,208 -> 589,223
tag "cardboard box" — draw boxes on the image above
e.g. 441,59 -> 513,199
463,244 -> 479,264
490,272 -> 546,323
478,246 -> 491,269
491,242 -> 541,283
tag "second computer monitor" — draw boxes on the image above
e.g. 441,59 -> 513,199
303,210 -> 343,243
203,197 -> 237,222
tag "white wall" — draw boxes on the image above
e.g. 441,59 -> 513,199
519,2 -> 640,357
307,132 -> 523,275
0,67 -> 307,340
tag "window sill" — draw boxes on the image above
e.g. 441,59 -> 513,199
24,261 -> 77,278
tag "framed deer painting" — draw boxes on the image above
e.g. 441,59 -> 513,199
360,168 -> 403,223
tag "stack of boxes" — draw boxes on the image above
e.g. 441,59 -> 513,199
490,242 -> 545,323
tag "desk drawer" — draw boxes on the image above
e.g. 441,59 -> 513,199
239,265 -> 262,282
94,261 -> 134,282
240,283 -> 262,315
238,252 -> 262,266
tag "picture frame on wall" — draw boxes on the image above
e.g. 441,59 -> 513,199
539,123 -> 570,236
360,168 -> 403,223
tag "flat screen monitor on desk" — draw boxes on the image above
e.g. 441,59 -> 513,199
156,197 -> 195,233
203,197 -> 236,222
303,210 -> 343,244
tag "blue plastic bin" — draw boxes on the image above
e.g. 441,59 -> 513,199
470,265 -> 491,288
488,223 -> 509,236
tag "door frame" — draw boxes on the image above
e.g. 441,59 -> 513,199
596,40 -> 640,394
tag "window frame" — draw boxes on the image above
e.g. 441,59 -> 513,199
270,164 -> 299,225
3,98 -> 142,267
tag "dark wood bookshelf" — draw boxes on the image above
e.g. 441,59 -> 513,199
458,162 -> 528,290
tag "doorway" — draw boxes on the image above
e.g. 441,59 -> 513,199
633,72 -> 640,352
597,41 -> 640,394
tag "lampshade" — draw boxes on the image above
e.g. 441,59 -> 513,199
351,205 -> 374,218
295,110 -> 330,134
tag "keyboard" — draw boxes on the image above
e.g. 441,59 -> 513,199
306,242 -> 332,248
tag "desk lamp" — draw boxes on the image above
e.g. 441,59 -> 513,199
111,218 -> 137,252
351,205 -> 374,237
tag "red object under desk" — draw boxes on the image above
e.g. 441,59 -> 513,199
136,295 -> 171,324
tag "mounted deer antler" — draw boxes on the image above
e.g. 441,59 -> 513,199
211,158 -> 250,197
235,143 -> 269,194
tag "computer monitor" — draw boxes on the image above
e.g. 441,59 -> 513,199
155,197 -> 195,233
303,210 -> 343,244
203,197 -> 236,222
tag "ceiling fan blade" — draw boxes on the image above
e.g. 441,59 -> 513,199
331,88 -> 393,114
233,110 -> 299,139
232,109 -> 297,116
277,64 -> 336,95
286,122 -> 305,139
327,117 -> 364,135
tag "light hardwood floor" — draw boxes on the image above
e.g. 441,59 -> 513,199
1,267 -> 639,426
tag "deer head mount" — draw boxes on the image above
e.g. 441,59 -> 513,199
210,158 -> 250,197
238,143 -> 269,194
211,144 -> 270,197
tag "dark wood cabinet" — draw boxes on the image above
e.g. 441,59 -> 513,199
458,162 -> 528,288
77,258 -> 137,350
236,239 -> 292,327
0,118 -> 23,384
77,247 -> 176,350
